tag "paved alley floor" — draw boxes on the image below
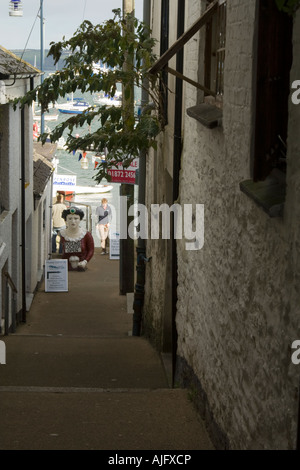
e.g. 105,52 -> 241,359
0,248 -> 214,451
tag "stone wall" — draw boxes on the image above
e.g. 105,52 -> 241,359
0,75 -> 45,331
175,0 -> 300,449
143,0 -> 300,450
143,1 -> 178,351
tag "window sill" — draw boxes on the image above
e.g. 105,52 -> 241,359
186,103 -> 223,129
239,169 -> 286,218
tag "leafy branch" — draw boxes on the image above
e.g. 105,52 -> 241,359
275,0 -> 300,14
13,9 -> 163,183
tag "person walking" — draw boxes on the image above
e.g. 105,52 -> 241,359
52,193 -> 67,253
96,198 -> 112,255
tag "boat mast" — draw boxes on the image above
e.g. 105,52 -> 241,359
40,0 -> 45,134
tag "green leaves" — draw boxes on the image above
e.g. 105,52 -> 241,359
13,9 -> 163,183
275,0 -> 300,14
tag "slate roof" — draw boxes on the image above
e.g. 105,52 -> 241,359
33,142 -> 57,197
33,142 -> 57,162
0,45 -> 41,77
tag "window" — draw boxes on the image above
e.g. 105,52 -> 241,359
204,1 -> 226,102
240,0 -> 293,217
204,0 -> 226,105
149,0 -> 225,128
187,0 -> 226,128
253,0 -> 293,182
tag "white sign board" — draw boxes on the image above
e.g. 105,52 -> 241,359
111,158 -> 139,171
109,232 -> 120,260
0,341 -> 6,364
45,259 -> 68,292
53,174 -> 77,191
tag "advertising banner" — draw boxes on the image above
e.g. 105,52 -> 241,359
107,159 -> 139,184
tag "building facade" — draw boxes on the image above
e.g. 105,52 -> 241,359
141,0 -> 300,449
0,47 -> 54,333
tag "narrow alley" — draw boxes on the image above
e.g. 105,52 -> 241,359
0,248 -> 214,451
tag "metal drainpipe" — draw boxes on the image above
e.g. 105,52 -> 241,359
21,106 -> 26,322
297,383 -> 300,449
171,0 -> 185,384
132,0 -> 151,336
21,77 -> 35,322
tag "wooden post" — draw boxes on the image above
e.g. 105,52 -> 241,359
120,0 -> 135,295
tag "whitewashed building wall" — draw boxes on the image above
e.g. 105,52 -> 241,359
0,54 -> 52,332
144,0 -> 300,449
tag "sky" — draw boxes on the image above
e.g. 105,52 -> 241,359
1,0 -> 143,50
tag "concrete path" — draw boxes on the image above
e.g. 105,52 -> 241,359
0,248 -> 214,451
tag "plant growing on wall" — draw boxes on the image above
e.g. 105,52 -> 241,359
13,9 -> 162,183
275,0 -> 300,14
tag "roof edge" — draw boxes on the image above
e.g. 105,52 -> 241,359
0,45 -> 42,75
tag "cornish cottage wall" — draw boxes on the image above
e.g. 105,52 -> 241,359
0,104 -> 23,323
143,1 -> 179,348
30,175 -> 53,296
0,74 -> 41,331
286,14 -> 300,329
175,1 -> 300,449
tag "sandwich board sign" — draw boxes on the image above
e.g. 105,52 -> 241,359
0,341 -> 6,364
45,259 -> 68,292
109,232 -> 120,260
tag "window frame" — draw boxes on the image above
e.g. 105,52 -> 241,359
204,0 -> 226,104
252,0 -> 293,182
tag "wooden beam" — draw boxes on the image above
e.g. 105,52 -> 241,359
149,0 -> 219,75
167,67 -> 217,96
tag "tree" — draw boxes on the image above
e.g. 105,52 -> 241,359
275,0 -> 300,14
13,9 -> 162,183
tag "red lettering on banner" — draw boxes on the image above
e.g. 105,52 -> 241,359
107,169 -> 136,184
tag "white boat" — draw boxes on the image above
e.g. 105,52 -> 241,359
92,62 -> 108,75
56,94 -> 91,114
33,100 -> 58,122
56,136 -> 67,150
74,184 -> 113,194
33,112 -> 59,122
93,91 -> 122,107
52,184 -> 113,199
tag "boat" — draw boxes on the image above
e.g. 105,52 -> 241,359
74,184 -> 113,194
92,62 -> 108,75
93,91 -> 122,107
56,136 -> 67,150
33,100 -> 58,122
54,185 -> 113,198
56,94 -> 90,114
33,112 -> 59,122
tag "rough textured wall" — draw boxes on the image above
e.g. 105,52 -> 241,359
143,1 -> 177,349
285,11 -> 300,422
176,0 -> 299,450
0,77 -> 38,327
143,140 -> 170,348
0,104 -> 22,320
